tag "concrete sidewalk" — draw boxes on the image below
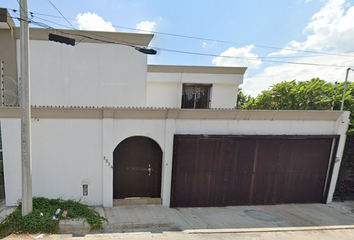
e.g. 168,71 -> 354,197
1,201 -> 354,236
58,201 -> 354,235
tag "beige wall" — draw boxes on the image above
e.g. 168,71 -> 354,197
0,10 -> 18,107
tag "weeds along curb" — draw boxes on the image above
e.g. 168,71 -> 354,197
0,197 -> 107,238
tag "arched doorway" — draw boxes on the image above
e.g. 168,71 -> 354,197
113,136 -> 162,199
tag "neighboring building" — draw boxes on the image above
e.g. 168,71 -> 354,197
0,8 -> 350,208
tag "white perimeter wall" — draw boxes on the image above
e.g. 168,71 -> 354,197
17,40 -> 148,107
2,112 -> 349,206
2,118 -> 103,206
147,72 -> 242,108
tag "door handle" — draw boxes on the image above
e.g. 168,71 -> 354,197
148,164 -> 151,176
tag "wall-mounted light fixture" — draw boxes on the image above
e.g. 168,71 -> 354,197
49,33 -> 75,46
48,33 -> 157,55
135,47 -> 157,55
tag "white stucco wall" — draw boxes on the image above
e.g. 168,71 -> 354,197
210,84 -> 238,109
2,119 -> 21,206
174,120 -> 337,135
146,82 -> 181,108
2,111 -> 349,207
326,111 -> 350,203
147,72 -> 242,108
16,40 -> 147,107
2,118 -> 103,206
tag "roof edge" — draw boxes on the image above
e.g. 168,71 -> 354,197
13,27 -> 154,46
148,65 -> 247,75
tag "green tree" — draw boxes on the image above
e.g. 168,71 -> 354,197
236,88 -> 253,109
238,78 -> 354,134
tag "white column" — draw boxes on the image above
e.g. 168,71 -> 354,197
326,111 -> 350,203
102,109 -> 114,207
161,119 -> 176,206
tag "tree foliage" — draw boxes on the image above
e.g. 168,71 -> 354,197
237,78 -> 354,134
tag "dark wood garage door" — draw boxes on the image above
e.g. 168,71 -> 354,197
171,135 -> 338,207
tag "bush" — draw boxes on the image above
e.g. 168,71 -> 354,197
0,197 -> 107,238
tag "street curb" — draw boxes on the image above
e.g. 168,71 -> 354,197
184,225 -> 354,234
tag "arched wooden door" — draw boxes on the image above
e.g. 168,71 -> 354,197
113,136 -> 162,199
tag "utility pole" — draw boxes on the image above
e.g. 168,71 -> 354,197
20,0 -> 33,216
341,68 -> 353,111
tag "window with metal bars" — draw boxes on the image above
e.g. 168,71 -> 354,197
181,84 -> 212,109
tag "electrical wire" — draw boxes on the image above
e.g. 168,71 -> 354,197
6,7 -> 354,59
31,15 -> 137,46
46,0 -> 76,29
21,13 -> 354,62
153,47 -> 353,68
2,12 -> 141,49
2,11 -> 354,69
9,12 -> 143,48
15,0 -> 26,16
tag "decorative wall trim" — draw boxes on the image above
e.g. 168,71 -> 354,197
0,107 -> 344,121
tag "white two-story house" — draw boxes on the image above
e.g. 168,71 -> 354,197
0,8 -> 349,208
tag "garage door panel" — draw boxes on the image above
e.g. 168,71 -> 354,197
276,139 -> 333,203
197,138 -> 227,174
232,140 -> 256,171
250,140 -> 282,205
196,139 -> 230,206
228,140 -> 255,205
171,135 -> 336,207
173,137 -> 198,172
172,137 -> 232,207
228,172 -> 253,205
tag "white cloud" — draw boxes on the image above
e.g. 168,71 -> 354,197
242,54 -> 354,96
243,0 -> 354,96
269,0 -> 354,56
76,12 -> 115,32
268,41 -> 305,56
212,45 -> 262,69
136,21 -> 156,33
202,41 -> 217,48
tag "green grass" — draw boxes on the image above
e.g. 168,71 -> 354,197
0,197 -> 107,238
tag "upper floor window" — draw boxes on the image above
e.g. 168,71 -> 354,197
181,84 -> 212,109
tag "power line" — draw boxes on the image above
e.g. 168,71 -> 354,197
46,0 -> 76,29
15,0 -> 25,14
3,12 -> 354,69
18,13 -> 354,62
6,8 -> 354,59
153,47 -> 353,68
1,12 -> 141,49
32,15 -> 75,29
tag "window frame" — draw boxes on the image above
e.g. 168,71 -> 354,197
181,83 -> 212,109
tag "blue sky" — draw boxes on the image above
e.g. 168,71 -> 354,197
2,0 -> 354,96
